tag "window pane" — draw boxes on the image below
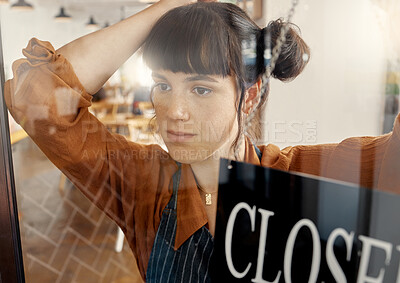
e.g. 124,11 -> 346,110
1,0 -> 399,282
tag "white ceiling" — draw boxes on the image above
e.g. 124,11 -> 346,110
27,0 -> 152,25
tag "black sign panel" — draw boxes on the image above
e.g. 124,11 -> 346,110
211,159 -> 400,283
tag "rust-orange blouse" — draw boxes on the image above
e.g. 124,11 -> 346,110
4,38 -> 400,280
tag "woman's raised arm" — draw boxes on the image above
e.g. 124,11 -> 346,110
56,0 -> 191,94
3,0 -> 193,247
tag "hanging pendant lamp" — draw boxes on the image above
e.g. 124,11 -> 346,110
55,7 -> 71,22
120,6 -> 125,21
86,16 -> 98,29
10,0 -> 33,10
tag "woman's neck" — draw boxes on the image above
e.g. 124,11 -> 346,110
190,137 -> 246,193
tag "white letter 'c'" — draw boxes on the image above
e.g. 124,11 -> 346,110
225,202 -> 256,278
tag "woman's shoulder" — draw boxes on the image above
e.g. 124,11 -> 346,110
108,139 -> 171,163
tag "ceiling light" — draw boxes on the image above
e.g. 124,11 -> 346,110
10,0 -> 33,10
86,16 -> 98,29
55,7 -> 71,22
120,6 -> 125,21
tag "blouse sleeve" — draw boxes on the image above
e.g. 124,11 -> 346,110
3,38 -> 154,232
262,113 -> 400,193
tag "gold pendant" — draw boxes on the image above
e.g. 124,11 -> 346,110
205,193 -> 212,205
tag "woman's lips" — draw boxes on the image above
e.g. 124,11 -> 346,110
167,130 -> 197,142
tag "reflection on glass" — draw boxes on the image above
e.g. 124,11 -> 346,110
1,0 -> 399,282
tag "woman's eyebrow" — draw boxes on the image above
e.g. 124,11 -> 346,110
185,75 -> 218,83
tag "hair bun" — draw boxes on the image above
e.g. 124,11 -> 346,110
265,18 -> 310,82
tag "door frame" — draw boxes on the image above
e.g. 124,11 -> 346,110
0,21 -> 26,283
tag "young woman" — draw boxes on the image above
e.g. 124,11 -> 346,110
4,0 -> 400,282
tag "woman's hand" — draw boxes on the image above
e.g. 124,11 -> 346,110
158,0 -> 216,7
158,0 -> 195,9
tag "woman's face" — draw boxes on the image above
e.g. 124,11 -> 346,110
152,70 -> 240,163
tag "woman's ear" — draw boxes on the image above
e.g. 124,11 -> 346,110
243,78 -> 262,114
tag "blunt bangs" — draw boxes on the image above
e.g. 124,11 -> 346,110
143,3 -> 241,77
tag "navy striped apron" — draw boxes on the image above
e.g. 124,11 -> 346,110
146,146 -> 262,282
146,163 -> 214,282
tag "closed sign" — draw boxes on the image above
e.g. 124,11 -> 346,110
210,159 -> 400,283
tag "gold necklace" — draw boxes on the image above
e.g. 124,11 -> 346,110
196,185 -> 218,206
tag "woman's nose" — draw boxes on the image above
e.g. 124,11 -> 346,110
166,95 -> 190,121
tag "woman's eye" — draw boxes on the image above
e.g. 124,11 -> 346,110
155,83 -> 171,92
193,87 -> 212,96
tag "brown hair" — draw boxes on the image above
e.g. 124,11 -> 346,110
143,2 -> 310,151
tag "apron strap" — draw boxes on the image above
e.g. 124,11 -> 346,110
167,162 -> 181,210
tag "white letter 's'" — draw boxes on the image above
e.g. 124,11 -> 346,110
326,228 -> 354,283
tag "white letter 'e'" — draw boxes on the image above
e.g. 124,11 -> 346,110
357,236 -> 392,283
